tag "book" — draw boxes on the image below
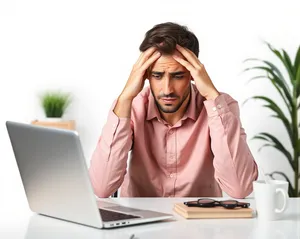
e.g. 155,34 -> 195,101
173,203 -> 255,219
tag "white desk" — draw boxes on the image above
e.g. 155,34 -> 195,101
0,197 -> 299,239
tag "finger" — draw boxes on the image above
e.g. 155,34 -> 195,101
173,49 -> 186,60
136,47 -> 157,67
172,55 -> 195,73
140,51 -> 161,72
136,48 -> 153,63
176,44 -> 201,67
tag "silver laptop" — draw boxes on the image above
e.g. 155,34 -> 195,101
6,121 -> 173,229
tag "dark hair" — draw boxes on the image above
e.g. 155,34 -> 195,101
139,22 -> 199,57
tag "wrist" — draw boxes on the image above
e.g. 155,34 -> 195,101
118,94 -> 134,103
204,89 -> 220,101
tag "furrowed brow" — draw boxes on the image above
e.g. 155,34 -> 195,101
151,71 -> 164,75
170,71 -> 186,76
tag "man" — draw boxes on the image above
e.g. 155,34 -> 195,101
89,22 -> 258,198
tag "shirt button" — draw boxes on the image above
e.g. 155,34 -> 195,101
212,106 -> 217,111
217,104 -> 222,109
169,173 -> 174,178
168,130 -> 174,135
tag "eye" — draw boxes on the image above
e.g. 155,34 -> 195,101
174,75 -> 184,79
152,74 -> 162,79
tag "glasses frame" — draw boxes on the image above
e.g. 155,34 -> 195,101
183,198 -> 250,209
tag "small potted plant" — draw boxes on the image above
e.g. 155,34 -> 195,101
31,91 -> 75,130
40,91 -> 72,121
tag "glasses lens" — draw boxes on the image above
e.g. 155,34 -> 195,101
238,202 -> 250,207
221,200 -> 238,205
185,201 -> 198,206
198,199 -> 215,204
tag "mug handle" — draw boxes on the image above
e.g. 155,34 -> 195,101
274,188 -> 288,214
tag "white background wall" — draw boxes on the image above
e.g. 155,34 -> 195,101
1,0 -> 299,205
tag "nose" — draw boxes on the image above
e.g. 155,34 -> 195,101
161,77 -> 174,95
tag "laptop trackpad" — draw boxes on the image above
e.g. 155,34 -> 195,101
105,206 -> 143,213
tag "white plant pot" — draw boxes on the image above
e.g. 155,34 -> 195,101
43,117 -> 63,122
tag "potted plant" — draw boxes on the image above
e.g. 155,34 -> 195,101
31,91 -> 75,130
244,42 -> 300,197
40,91 -> 72,121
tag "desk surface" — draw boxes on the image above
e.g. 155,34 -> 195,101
0,197 -> 299,239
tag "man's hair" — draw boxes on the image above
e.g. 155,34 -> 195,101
139,22 -> 199,57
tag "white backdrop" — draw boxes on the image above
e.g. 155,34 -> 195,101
1,0 -> 299,204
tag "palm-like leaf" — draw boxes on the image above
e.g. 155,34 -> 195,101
243,63 -> 293,113
252,132 -> 294,170
244,42 -> 300,197
266,43 -> 295,84
294,46 -> 300,97
245,96 -> 293,145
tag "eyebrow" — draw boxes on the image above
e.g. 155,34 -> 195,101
151,71 -> 186,76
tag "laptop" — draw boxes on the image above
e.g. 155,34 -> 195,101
6,121 -> 173,229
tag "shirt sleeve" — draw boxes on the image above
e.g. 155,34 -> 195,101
88,101 -> 133,198
204,93 -> 258,198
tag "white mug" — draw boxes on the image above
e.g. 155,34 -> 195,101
253,180 -> 289,220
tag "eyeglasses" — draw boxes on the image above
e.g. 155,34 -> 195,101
184,198 -> 250,209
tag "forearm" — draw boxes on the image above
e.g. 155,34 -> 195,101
205,94 -> 258,198
89,107 -> 133,198
113,95 -> 134,118
210,116 -> 258,198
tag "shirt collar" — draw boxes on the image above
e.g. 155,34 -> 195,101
146,84 -> 199,121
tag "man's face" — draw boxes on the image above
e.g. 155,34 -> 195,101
148,51 -> 192,114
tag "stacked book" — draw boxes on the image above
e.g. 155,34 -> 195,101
173,203 -> 255,219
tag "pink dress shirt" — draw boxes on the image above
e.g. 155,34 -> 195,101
89,85 -> 258,198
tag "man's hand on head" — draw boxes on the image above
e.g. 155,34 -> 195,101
114,47 -> 161,118
119,47 -> 161,101
172,44 -> 220,101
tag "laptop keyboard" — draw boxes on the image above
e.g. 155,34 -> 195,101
99,208 -> 141,222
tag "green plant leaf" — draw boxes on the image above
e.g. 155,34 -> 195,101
245,58 -> 287,85
252,135 -> 269,142
257,132 -> 294,170
296,61 -> 300,97
244,66 -> 293,108
248,96 -> 293,145
293,46 -> 300,95
244,65 -> 289,90
267,171 -> 296,197
244,59 -> 292,111
242,75 -> 290,111
252,132 -> 295,170
282,49 -> 294,78
266,42 -> 294,84
294,46 -> 300,74
258,143 -> 273,152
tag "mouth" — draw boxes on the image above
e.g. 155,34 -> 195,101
161,98 -> 177,104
